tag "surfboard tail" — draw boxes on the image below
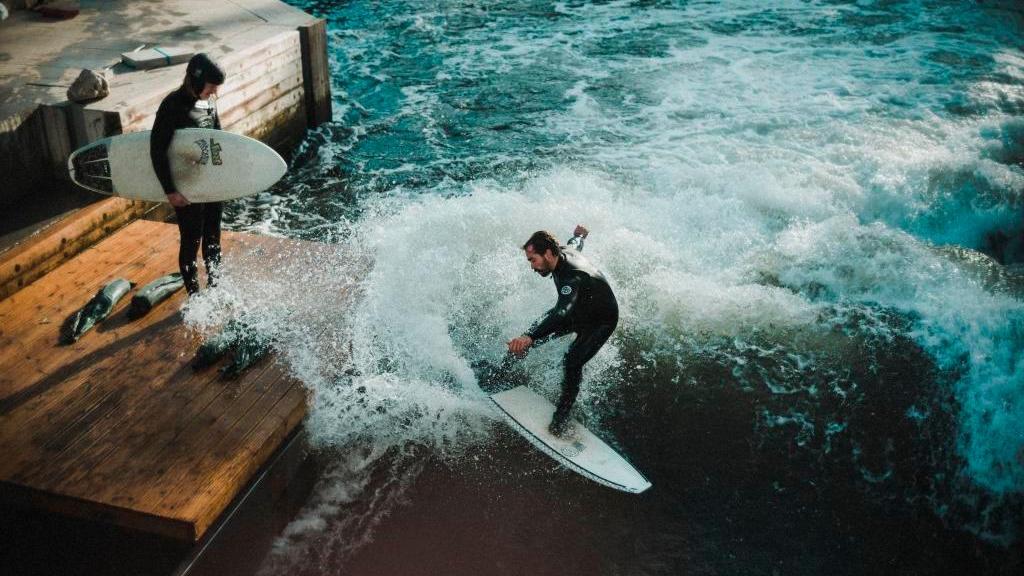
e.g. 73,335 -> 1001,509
69,142 -> 114,194
490,392 -> 652,494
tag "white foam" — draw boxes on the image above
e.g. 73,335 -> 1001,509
770,215 -> 1024,492
235,0 -> 1024,561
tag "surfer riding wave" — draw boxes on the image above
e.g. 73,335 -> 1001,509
506,225 -> 619,436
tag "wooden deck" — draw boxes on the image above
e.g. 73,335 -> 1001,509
0,220 -> 309,543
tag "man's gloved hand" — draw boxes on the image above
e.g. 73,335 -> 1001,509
167,191 -> 190,207
507,335 -> 533,357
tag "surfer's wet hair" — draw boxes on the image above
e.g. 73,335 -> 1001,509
522,230 -> 561,257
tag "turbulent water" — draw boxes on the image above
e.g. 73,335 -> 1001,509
192,1 -> 1024,573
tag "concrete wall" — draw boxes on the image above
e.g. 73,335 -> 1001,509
0,103 -> 73,208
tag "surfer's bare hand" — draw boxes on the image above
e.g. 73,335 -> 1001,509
166,192 -> 190,207
507,335 -> 533,357
574,224 -> 588,238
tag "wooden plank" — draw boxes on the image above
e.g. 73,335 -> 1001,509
228,87 -> 305,142
182,381 -> 307,538
0,288 -> 152,418
0,223 -> 183,414
0,220 -> 159,372
0,241 -> 153,363
0,221 -> 308,376
216,55 -> 303,127
92,67 -> 192,132
0,311 -> 181,484
0,237 -> 167,469
217,47 -> 302,113
151,236 -> 340,531
0,216 -> 149,313
94,358 -> 287,526
70,236 -> 308,470
27,259 -> 279,495
42,323 -> 277,500
261,105 -> 308,153
216,50 -> 303,114
158,374 -> 304,530
66,240 -> 325,531
219,30 -> 300,90
0,252 -> 173,472
220,75 -> 304,132
1,284 -> 186,463
239,83 -> 304,126
50,368 -> 256,512
0,219 -> 158,357
32,324 -> 232,499
0,197 -> 155,300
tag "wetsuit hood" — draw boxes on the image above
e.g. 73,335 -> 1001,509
185,53 -> 225,94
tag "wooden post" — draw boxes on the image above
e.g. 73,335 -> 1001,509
297,18 -> 331,128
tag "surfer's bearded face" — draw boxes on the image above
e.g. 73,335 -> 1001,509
525,245 -> 557,277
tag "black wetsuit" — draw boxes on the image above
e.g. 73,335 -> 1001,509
150,86 -> 222,294
524,236 -> 619,428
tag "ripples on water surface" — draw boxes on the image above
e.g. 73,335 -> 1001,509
198,1 -> 1024,574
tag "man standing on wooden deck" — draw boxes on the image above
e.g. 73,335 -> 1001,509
149,53 -> 227,295
507,225 -> 620,436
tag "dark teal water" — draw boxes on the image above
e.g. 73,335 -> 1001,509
209,1 -> 1024,574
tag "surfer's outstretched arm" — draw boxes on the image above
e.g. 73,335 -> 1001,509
566,224 -> 588,252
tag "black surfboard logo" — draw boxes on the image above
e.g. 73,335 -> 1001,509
210,139 -> 223,165
193,138 -> 223,166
